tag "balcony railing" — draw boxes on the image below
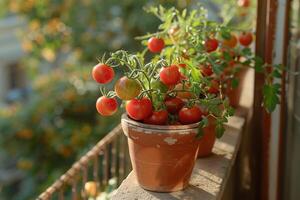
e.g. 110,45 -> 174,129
37,125 -> 131,200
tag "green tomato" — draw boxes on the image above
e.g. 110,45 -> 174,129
115,76 -> 141,100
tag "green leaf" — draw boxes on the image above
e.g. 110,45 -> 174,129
272,70 -> 282,78
254,56 -> 264,73
196,126 -> 204,139
182,9 -> 187,18
241,48 -> 252,56
190,66 -> 201,82
231,78 -> 239,89
200,116 -> 209,128
227,106 -> 235,116
263,84 -> 280,112
223,51 -> 232,61
221,30 -> 231,40
211,62 -> 223,75
216,123 -> 225,138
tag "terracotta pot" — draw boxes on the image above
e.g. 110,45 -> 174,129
226,68 -> 248,108
197,118 -> 216,158
121,114 -> 199,192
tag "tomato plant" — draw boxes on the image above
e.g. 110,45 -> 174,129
91,5 -> 284,139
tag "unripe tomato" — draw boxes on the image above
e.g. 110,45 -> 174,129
126,98 -> 153,120
222,34 -> 238,48
92,64 -> 115,84
179,106 -> 203,124
159,65 -> 180,86
238,32 -> 253,46
208,80 -> 220,94
148,37 -> 165,53
200,64 -> 213,76
205,38 -> 218,52
115,76 -> 141,100
144,110 -> 168,125
96,96 -> 118,116
238,0 -> 250,7
165,97 -> 184,114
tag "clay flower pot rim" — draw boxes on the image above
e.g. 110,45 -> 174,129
121,114 -> 200,131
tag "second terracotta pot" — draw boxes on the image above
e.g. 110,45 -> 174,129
197,118 -> 216,158
226,67 -> 248,108
121,114 -> 199,192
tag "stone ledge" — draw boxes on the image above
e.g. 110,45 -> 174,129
112,115 -> 245,200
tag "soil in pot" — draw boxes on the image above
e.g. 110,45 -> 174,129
197,117 -> 216,158
121,114 -> 200,192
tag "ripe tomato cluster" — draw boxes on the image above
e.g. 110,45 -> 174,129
91,33 -> 253,126
89,5 -> 283,136
90,6 -> 256,136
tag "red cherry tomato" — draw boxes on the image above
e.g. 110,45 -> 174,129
92,64 -> 115,84
96,96 -> 118,116
238,32 -> 253,46
126,98 -> 153,121
115,76 -> 141,100
165,97 -> 184,114
222,34 -> 238,48
144,110 -> 168,125
238,0 -> 250,7
148,37 -> 165,53
160,65 -> 180,86
179,106 -> 203,124
208,80 -> 220,94
200,64 -> 213,76
205,38 -> 218,52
